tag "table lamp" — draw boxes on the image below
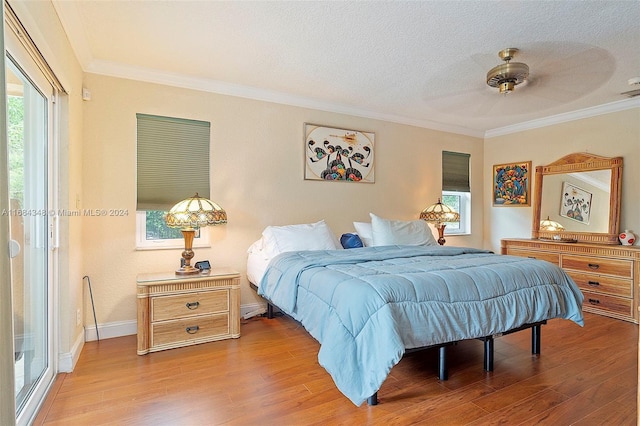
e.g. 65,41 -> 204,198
420,198 -> 460,245
165,193 -> 227,275
539,216 -> 565,240
539,216 -> 564,232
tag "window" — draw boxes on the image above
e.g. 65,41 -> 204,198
136,114 -> 211,249
442,151 -> 471,235
135,210 -> 208,249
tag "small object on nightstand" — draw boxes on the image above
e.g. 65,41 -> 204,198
195,260 -> 211,271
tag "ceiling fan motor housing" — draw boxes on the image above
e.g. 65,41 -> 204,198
487,48 -> 530,93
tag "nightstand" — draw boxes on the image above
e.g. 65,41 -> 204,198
136,268 -> 240,355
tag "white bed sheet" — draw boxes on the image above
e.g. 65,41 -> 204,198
247,246 -> 271,286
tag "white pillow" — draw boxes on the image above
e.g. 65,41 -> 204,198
261,220 -> 341,257
353,222 -> 373,247
370,213 -> 437,247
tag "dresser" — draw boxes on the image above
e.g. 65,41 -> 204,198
137,268 -> 241,355
501,239 -> 640,324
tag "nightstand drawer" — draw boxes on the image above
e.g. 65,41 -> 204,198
567,272 -> 632,298
582,291 -> 633,317
506,248 -> 560,265
151,290 -> 228,322
561,255 -> 633,278
151,313 -> 230,347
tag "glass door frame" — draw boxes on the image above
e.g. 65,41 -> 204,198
0,2 -> 18,422
5,20 -> 59,426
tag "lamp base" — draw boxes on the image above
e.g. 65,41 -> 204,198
175,265 -> 201,275
436,224 -> 447,246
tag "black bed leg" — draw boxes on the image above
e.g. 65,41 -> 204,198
438,345 -> 448,380
484,337 -> 494,372
367,392 -> 378,405
532,324 -> 541,354
267,303 -> 274,319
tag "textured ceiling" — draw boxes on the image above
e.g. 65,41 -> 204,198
52,0 -> 640,137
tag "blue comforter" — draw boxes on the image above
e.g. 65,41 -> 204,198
257,245 -> 584,406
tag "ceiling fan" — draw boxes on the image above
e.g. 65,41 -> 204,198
486,48 -> 530,94
621,77 -> 640,98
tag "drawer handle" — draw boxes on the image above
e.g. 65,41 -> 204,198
587,263 -> 600,270
185,325 -> 200,334
587,281 -> 600,287
588,298 -> 600,305
527,256 -> 536,259
185,301 -> 200,310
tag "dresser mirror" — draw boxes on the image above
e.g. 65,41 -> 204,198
532,153 -> 622,245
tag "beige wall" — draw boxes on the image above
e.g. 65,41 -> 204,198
81,73 -> 484,324
484,108 -> 640,252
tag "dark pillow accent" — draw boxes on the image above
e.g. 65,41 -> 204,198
340,233 -> 364,249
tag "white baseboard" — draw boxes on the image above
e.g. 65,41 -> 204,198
58,330 -> 84,373
84,319 -> 137,342
80,303 -> 267,343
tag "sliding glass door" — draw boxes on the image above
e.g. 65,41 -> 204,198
4,13 -> 57,420
7,55 -> 53,422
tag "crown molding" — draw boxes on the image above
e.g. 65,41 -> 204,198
85,59 -> 485,138
484,97 -> 640,138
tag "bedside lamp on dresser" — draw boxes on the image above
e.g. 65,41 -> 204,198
502,153 -> 640,324
136,193 -> 240,355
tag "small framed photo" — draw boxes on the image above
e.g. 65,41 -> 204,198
304,123 -> 375,183
560,181 -> 592,224
492,161 -> 531,206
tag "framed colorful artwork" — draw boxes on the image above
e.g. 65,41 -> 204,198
560,181 -> 592,224
492,161 -> 531,206
304,123 -> 375,182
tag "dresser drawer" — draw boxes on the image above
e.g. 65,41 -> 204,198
506,248 -> 560,266
567,272 -> 632,298
151,313 -> 230,347
561,255 -> 633,279
582,291 -> 633,317
152,290 -> 229,322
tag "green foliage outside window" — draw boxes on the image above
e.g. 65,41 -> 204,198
442,194 -> 460,230
8,96 -> 24,205
145,210 -> 183,240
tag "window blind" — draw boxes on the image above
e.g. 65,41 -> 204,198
136,113 -> 210,210
442,151 -> 470,192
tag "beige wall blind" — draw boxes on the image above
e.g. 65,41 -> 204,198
442,151 -> 470,192
136,113 -> 210,210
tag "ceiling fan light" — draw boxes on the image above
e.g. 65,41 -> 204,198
499,81 -> 515,94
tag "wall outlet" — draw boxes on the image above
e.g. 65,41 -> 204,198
76,308 -> 81,326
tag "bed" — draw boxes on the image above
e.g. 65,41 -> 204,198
248,217 -> 584,406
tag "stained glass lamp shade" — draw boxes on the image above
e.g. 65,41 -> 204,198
165,193 -> 227,275
420,198 -> 460,245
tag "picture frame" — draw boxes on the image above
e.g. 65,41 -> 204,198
492,161 -> 531,206
304,123 -> 375,182
560,181 -> 592,224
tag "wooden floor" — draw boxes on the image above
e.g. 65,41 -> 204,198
35,312 -> 637,425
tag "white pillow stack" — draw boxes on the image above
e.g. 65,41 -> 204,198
352,222 -> 373,247
261,220 -> 341,258
367,213 -> 437,247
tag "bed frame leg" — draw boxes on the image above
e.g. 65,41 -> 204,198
438,345 -> 448,380
483,336 -> 494,372
532,323 -> 541,354
367,392 -> 378,405
267,303 -> 274,319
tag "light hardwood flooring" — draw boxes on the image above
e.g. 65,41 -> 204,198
35,312 -> 637,425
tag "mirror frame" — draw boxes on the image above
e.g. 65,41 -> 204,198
532,152 -> 623,245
